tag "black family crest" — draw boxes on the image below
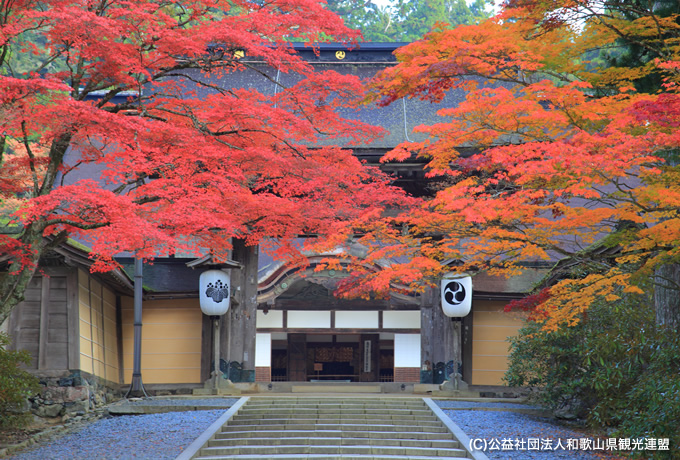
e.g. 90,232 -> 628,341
443,281 -> 466,306
205,279 -> 229,303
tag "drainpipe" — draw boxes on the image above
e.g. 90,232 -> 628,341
126,254 -> 148,397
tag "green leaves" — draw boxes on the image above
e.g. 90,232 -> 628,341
0,333 -> 40,428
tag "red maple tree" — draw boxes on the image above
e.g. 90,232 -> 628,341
322,3 -> 680,331
0,0 -> 409,323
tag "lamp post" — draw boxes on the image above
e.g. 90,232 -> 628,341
199,269 -> 231,390
440,274 -> 472,391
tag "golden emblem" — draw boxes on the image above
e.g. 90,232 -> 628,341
335,50 -> 346,60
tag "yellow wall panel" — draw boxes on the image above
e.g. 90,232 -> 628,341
90,279 -> 101,294
123,368 -> 201,385
79,302 -> 91,321
76,272 -> 120,383
79,337 -> 91,355
140,323 -> 201,339
473,340 -> 512,355
104,305 -> 116,321
121,338 -> 201,357
472,325 -> 522,341
106,365 -> 118,382
105,348 -> 118,362
471,370 -> 507,386
103,288 -> 116,306
471,301 -> 525,386
146,353 -> 200,369
80,354 -> 93,373
473,312 -> 525,327
472,355 -> 512,370
78,286 -> 90,305
93,343 -> 104,360
79,320 -> 92,340
104,318 -> 116,336
78,269 -> 88,285
121,299 -> 203,384
473,300 -> 509,312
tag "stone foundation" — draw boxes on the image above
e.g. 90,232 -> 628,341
30,371 -> 121,418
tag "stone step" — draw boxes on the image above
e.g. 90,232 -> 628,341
208,436 -> 460,449
183,397 -> 475,460
229,417 -> 441,426
241,406 -> 429,413
215,430 -> 453,441
233,414 -> 439,423
245,402 -> 427,408
247,400 -> 425,406
223,423 -> 450,433
195,456 -> 466,460
238,408 -> 433,416
196,445 -> 468,457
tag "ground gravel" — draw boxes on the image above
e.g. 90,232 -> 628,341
8,409 -> 226,460
435,400 -> 542,410
438,405 -> 621,460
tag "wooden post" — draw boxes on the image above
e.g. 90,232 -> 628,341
224,239 -> 258,382
126,255 -> 147,397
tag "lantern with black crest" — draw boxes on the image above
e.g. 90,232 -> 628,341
200,269 -> 231,316
441,275 -> 472,317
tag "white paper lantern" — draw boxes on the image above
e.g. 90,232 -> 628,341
199,269 -> 231,316
441,275 -> 472,317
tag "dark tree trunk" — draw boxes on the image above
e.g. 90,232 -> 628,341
654,263 -> 680,333
0,133 -> 72,326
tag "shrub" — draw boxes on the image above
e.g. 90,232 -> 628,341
505,295 -> 680,458
0,332 -> 40,428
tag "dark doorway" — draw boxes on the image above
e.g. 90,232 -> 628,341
287,334 -> 307,381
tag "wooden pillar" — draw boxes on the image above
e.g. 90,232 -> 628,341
359,334 -> 379,382
222,238 -> 258,382
462,304 -> 474,383
420,288 -> 434,379
422,285 -> 463,382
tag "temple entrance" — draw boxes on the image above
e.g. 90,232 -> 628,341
269,333 -> 394,382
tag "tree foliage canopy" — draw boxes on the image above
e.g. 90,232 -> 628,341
322,0 -> 680,331
0,0 -> 409,323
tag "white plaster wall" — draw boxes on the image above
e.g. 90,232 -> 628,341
255,333 -> 271,367
256,310 -> 283,328
394,333 -> 421,367
335,311 -> 379,329
383,311 -> 421,329
287,311 -> 331,328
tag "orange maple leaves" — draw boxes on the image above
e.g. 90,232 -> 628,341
330,2 -> 680,331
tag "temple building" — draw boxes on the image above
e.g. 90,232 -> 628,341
1,43 -> 548,394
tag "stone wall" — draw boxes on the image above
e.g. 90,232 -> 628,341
30,371 -> 120,419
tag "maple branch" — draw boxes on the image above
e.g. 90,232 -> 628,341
21,120 -> 40,197
45,218 -> 109,230
41,132 -> 74,196
580,4 -> 675,62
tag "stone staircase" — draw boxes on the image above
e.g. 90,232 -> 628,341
188,396 -> 471,459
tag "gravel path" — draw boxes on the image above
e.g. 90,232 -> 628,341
437,405 -> 624,460
436,400 -> 542,410
9,407 -> 229,460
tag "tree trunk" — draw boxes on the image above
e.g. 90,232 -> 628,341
654,263 -> 680,333
0,132 -> 72,327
